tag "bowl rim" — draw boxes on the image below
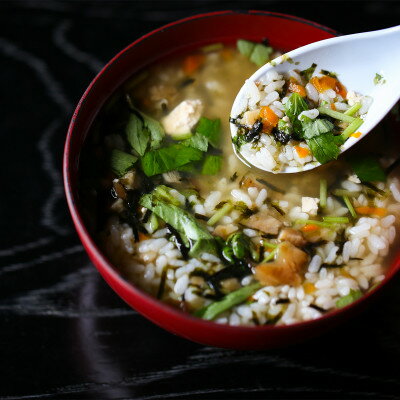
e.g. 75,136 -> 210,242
63,9 -> 400,334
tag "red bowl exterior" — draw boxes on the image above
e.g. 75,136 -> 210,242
63,10 -> 400,349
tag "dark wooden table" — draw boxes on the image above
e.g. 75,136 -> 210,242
1,1 -> 399,398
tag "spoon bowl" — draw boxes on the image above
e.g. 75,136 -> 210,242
231,25 -> 400,173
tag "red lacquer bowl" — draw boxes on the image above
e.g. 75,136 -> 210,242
63,10 -> 400,349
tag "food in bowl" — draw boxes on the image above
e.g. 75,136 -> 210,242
230,40 -> 373,173
80,40 -> 400,327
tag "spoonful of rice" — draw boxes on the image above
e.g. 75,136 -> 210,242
230,25 -> 400,174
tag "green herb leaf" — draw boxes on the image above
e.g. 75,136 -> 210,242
141,144 -> 203,176
348,155 -> 386,182
320,69 -> 338,78
306,132 -> 341,164
195,283 -> 262,320
133,107 -> 165,149
302,119 -> 334,139
283,93 -> 309,137
181,132 -> 208,151
249,43 -> 273,66
201,155 -> 222,175
336,289 -> 362,308
300,63 -> 317,81
196,117 -> 221,147
110,149 -> 138,176
237,39 -> 256,57
126,113 -> 149,156
374,73 -> 385,85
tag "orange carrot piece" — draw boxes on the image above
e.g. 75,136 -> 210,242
310,75 -> 347,98
335,81 -> 347,98
288,80 -> 307,97
183,54 -> 205,75
260,106 -> 279,133
330,103 -> 336,110
303,281 -> 316,294
301,224 -> 319,232
355,206 -> 387,217
351,131 -> 362,138
295,146 -> 311,158
138,232 -> 150,241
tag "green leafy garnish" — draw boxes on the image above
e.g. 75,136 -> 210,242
140,190 -> 217,257
283,93 -> 309,136
341,118 -> 364,140
302,119 -> 334,139
201,155 -> 222,175
237,39 -> 256,57
307,132 -> 341,164
110,149 -> 138,176
137,109 -> 165,149
181,132 -> 208,152
196,117 -> 221,148
140,144 -> 203,176
249,43 -> 273,66
320,69 -> 338,78
336,289 -> 362,308
348,155 -> 386,182
374,73 -> 386,85
126,113 -> 149,156
195,283 -> 262,320
300,63 -> 317,81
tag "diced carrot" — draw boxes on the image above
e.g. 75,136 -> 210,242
301,224 -> 319,232
295,146 -> 311,158
183,54 -> 205,75
355,206 -> 387,217
138,232 -> 150,241
310,75 -> 347,98
221,48 -> 233,61
303,281 -> 316,294
288,80 -> 307,97
260,106 -> 279,133
330,103 -> 336,110
351,131 -> 362,138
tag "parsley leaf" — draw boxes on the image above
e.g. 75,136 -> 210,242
283,93 -> 309,137
336,289 -> 362,308
348,155 -> 386,182
140,144 -> 203,176
110,149 -> 138,176
237,39 -> 256,57
201,155 -> 222,175
300,63 -> 317,81
196,117 -> 221,147
132,107 -> 165,149
303,119 -> 334,139
249,43 -> 273,66
126,113 -> 149,156
182,132 -> 208,151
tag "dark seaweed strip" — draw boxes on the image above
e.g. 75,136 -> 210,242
230,172 -> 238,182
360,182 -> 386,196
261,233 -> 278,239
386,157 -> 400,175
165,224 -> 189,260
320,263 -> 345,270
215,201 -> 228,210
303,240 -> 328,257
276,298 -> 290,304
310,304 -> 327,313
119,211 -> 140,241
251,310 -> 260,326
256,178 -> 285,194
179,78 -> 195,88
350,257 -> 363,261
157,267 -> 168,299
194,213 -> 209,221
271,202 -> 285,215
190,268 -> 211,279
141,208 -> 151,223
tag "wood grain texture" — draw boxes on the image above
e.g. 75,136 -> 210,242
0,1 -> 399,398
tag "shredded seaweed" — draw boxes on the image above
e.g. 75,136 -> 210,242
386,157 -> 400,175
360,181 -> 386,196
309,304 -> 326,313
165,223 -> 189,260
276,298 -> 289,304
270,202 -> 285,216
194,213 -> 209,221
230,172 -> 238,182
256,178 -> 285,194
179,78 -> 195,88
157,267 -> 169,299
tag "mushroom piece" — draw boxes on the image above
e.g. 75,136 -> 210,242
254,241 -> 309,286
241,209 -> 283,235
278,228 -> 307,248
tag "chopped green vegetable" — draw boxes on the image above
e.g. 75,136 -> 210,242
196,117 -> 221,147
195,282 -> 262,320
201,42 -> 224,53
348,155 -> 386,182
227,232 -> 251,259
110,149 -> 138,176
342,195 -> 357,218
249,43 -> 273,66
340,118 -> 364,140
283,93 -> 309,136
336,289 -> 362,308
322,216 -> 350,223
374,73 -> 385,85
262,247 -> 278,262
320,69 -> 337,78
332,189 -> 360,197
344,102 -> 361,116
126,113 -> 149,156
237,39 -> 256,57
300,63 -> 317,81
318,107 -> 356,123
295,219 -> 334,228
302,119 -> 334,140
140,144 -> 203,176
307,132 -> 341,164
320,179 -> 327,208
153,185 -> 181,206
207,202 -> 233,226
201,155 -> 222,175
135,108 -> 165,149
140,191 -> 217,256
263,241 -> 278,250
148,213 -> 159,233
181,132 -> 208,151
170,132 -> 193,140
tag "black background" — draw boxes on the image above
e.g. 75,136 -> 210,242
0,1 -> 399,399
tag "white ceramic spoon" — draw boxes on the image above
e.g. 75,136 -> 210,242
230,25 -> 400,173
